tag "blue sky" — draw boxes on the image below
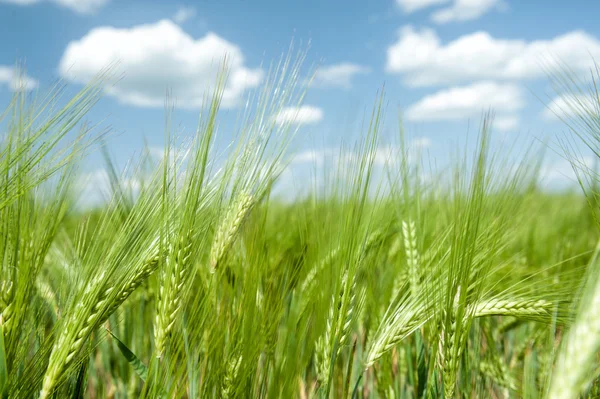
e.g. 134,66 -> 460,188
1,0 -> 599,199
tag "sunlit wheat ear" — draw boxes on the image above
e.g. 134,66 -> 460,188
209,191 -> 255,272
365,291 -> 430,368
154,235 -> 193,359
387,233 -> 402,259
221,354 -> 243,399
40,271 -> 117,399
315,302 -> 334,384
442,285 -> 468,399
338,272 -> 363,355
315,269 -> 359,387
479,359 -> 516,391
548,243 -> 600,399
0,281 -> 14,331
471,298 -> 554,319
402,220 -> 420,297
105,254 -> 160,318
300,246 -> 340,296
37,279 -> 60,319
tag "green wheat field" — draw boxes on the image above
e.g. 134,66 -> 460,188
2,54 -> 600,398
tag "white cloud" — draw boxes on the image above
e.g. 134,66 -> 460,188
386,26 -> 600,87
77,169 -> 142,207
493,115 -> 519,131
172,6 -> 196,24
58,20 -> 263,109
411,136 -> 433,149
0,66 -> 38,91
539,156 -> 597,189
0,0 -> 37,4
395,0 -> 503,22
543,93 -> 599,120
312,63 -> 370,89
291,139 -> 431,168
275,106 -> 324,126
0,0 -> 109,14
291,149 -> 325,165
396,0 -> 449,13
405,81 -> 524,130
431,0 -> 505,24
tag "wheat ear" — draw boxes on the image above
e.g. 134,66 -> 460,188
471,298 -> 553,318
40,252 -> 159,398
548,242 -> 600,399
154,236 -> 193,358
0,281 -> 14,331
40,271 -> 114,399
365,300 -> 429,368
221,354 -> 243,398
402,220 -> 420,297
210,192 -> 254,272
442,285 -> 468,399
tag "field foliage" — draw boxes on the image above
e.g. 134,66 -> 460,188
1,55 -> 600,398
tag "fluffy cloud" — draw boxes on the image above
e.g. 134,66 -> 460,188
405,81 -> 524,130
540,156 -> 596,189
172,6 -> 196,24
292,138 -> 432,167
386,26 -> 600,87
77,169 -> 142,207
395,0 -> 449,13
275,106 -> 324,126
411,137 -> 433,149
543,93 -> 599,120
492,116 -> 519,131
0,66 -> 38,91
0,0 -> 109,14
58,20 -> 263,109
312,63 -> 370,89
431,0 -> 505,23
395,0 -> 503,22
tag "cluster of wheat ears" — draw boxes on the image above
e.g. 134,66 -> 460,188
1,52 -> 600,398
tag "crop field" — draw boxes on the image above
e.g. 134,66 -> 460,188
1,57 -> 600,399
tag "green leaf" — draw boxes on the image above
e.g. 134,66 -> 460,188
105,328 -> 148,382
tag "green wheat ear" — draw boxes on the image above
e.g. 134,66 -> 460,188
548,241 -> 600,399
209,191 -> 255,271
402,219 -> 420,297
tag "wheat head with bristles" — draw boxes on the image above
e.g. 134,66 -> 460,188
442,285 -> 469,399
548,242 -> 600,399
471,298 -> 554,319
402,220 -> 420,298
154,234 -> 193,359
40,271 -> 115,398
40,245 -> 161,398
365,294 -> 431,368
210,191 -> 255,272
0,281 -> 14,332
